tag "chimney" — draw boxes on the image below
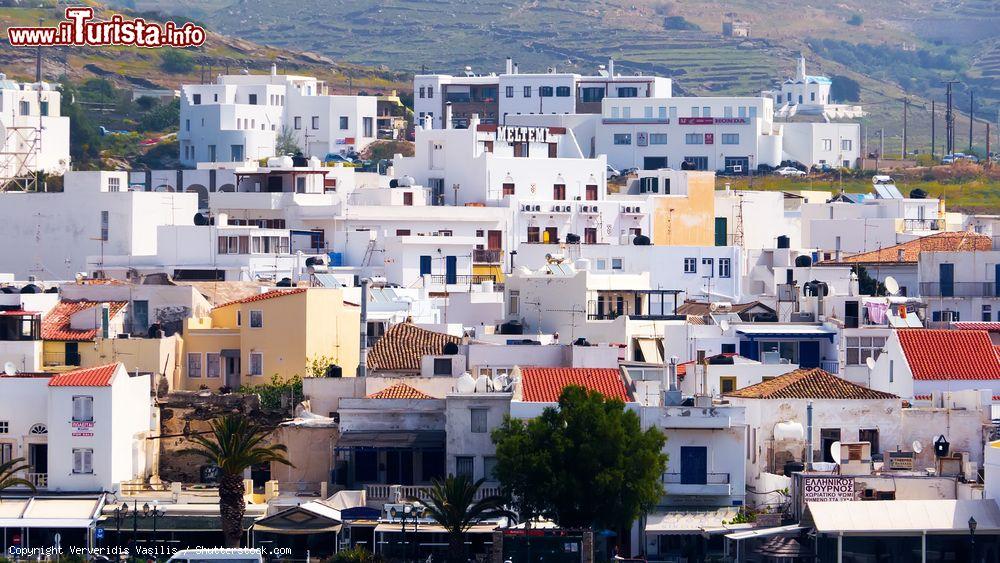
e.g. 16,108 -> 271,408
663,355 -> 682,406
358,278 -> 369,377
271,62 -> 277,76
469,113 -> 481,129
513,62 -> 519,75
422,114 -> 433,130
444,102 -> 453,130
505,57 -> 513,75
608,58 -> 615,78
806,400 -> 814,470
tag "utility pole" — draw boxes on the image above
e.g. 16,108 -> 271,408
931,100 -> 936,160
35,17 -> 42,83
880,128 -> 884,158
902,97 -> 909,159
942,80 -> 959,155
969,90 -> 975,154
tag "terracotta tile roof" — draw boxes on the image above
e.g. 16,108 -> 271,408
214,288 -> 307,309
177,281 -> 277,306
676,300 -> 774,316
954,322 -> 1000,333
366,382 -> 436,399
824,232 -> 991,265
42,300 -> 127,341
897,329 -> 1000,380
367,323 -> 462,372
48,363 -> 119,387
520,367 -> 631,403
724,368 -> 898,400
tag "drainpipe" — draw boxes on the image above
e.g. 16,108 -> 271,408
358,278 -> 369,377
806,400 -> 814,471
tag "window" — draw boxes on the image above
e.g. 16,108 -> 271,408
434,358 -> 452,376
502,183 -> 515,196
0,421 -> 7,434
539,86 -> 553,97
73,448 -> 94,474
403,192 -> 414,206
396,229 -> 411,236
610,106 -> 619,118
249,310 -> 263,328
721,133 -> 739,145
527,227 -> 540,243
685,133 -> 704,145
249,352 -> 263,376
702,257 -> 714,276
719,258 -> 731,278
310,116 -> 319,129
669,106 -> 678,119
617,87 -> 638,98
471,408 -> 488,433
841,139 -> 853,151
523,86 -> 532,97
983,305 -> 992,322
691,107 -> 700,118
845,336 -> 887,365
810,92 -> 816,102
230,144 -> 244,161
248,93 -> 257,105
703,107 -> 711,117
586,184 -> 598,200
187,353 -> 202,378
658,106 -> 667,119
419,87 -> 425,98
614,133 -> 632,145
622,107 -> 631,119
509,290 -> 519,316
720,377 -> 737,394
456,456 -> 474,479
738,106 -> 747,117
192,94 -> 201,105
0,443 -> 10,465
72,395 -> 94,422
185,118 -> 191,132
644,106 -> 653,118
759,341 -> 798,364
724,106 -> 733,118
556,86 -> 571,97
584,227 -> 597,244
427,88 -> 433,99
611,258 -> 624,271
206,353 -> 221,378
553,184 -> 566,200
581,87 -> 604,103
208,145 -> 216,162
684,258 -> 697,273
649,133 -> 668,145
505,86 -> 514,98
98,210 -> 110,241
822,139 -> 832,151
19,100 -> 30,116
293,116 -> 301,130
363,117 -> 374,137
596,259 -> 607,270
339,116 -> 349,130
484,456 -> 498,480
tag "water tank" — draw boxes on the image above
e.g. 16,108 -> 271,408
708,355 -> 735,365
324,364 -> 343,378
216,213 -> 229,226
276,277 -> 293,287
909,188 -> 928,199
803,280 -> 829,297
565,233 -> 581,244
291,153 -> 309,167
776,235 -> 790,249
267,155 -> 294,168
305,256 -> 326,267
0,287 -> 15,294
397,175 -> 416,187
442,342 -> 460,355
574,258 -> 591,271
456,372 -> 476,393
633,234 -> 651,246
794,255 -> 812,267
573,337 -> 591,347
19,284 -> 41,294
389,178 -> 399,188
499,320 -> 524,335
194,212 -> 211,226
783,460 -> 805,477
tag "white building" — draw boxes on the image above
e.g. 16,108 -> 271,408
919,249 -> 1000,322
762,56 -> 863,121
179,66 -> 377,166
782,121 -> 861,170
0,75 -> 71,182
413,58 -> 671,129
0,171 -> 198,280
0,362 -> 155,493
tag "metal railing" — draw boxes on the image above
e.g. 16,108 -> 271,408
662,472 -> 729,485
919,282 -> 998,298
820,360 -> 840,375
365,483 -> 501,502
472,249 -> 503,263
428,275 -> 503,290
903,218 -> 942,231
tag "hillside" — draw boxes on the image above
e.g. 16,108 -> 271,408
112,0 -> 998,157
0,1 -> 409,94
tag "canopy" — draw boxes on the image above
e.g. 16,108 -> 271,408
726,524 -> 804,541
374,522 -> 497,534
645,508 -> 743,535
635,338 -> 663,363
0,496 -> 103,529
736,325 -> 836,340
336,430 -> 446,449
807,500 -> 1000,535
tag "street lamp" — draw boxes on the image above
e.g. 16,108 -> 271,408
143,503 -> 165,548
969,516 -> 977,561
400,503 -> 413,562
113,503 -> 129,547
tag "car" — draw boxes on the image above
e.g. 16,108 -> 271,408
619,167 -> 639,177
166,549 -> 263,563
323,153 -> 355,164
775,166 -> 806,177
606,164 -> 621,180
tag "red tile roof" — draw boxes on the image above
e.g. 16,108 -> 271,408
42,300 -> 127,341
824,232 -> 991,265
520,367 -> 630,403
898,329 -> 1000,380
48,363 -> 119,387
214,288 -> 307,309
724,368 -> 898,400
366,382 -> 436,399
954,322 -> 1000,333
367,323 -> 463,373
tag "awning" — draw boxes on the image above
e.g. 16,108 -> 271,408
726,524 -> 805,541
645,508 -> 741,535
336,430 -> 446,449
374,522 -> 497,534
736,325 -> 836,341
636,338 -> 663,364
0,496 -> 103,529
807,499 -> 1000,535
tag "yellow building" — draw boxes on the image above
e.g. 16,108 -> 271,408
41,300 -> 128,368
647,170 -> 716,246
181,288 -> 360,390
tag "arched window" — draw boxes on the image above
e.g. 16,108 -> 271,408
29,423 -> 47,434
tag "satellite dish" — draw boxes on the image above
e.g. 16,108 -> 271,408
720,319 -> 731,332
912,440 -> 923,454
456,372 -> 476,394
884,276 -> 900,296
865,357 -> 876,370
3,362 -> 15,376
493,374 -> 509,392
474,375 -> 490,393
830,440 -> 842,463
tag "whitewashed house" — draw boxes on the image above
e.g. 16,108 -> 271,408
0,75 -> 70,180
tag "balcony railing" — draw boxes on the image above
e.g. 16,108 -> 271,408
662,472 -> 730,485
904,218 -> 942,231
919,282 -> 998,298
365,483 -> 500,502
472,249 -> 503,264
27,472 -> 47,488
428,275 -> 503,290
820,360 -> 840,375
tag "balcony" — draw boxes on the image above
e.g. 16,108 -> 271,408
904,218 -> 942,231
428,274 -> 504,291
364,483 -> 500,503
820,360 -> 840,374
27,472 -> 47,489
472,249 -> 503,264
919,282 -> 998,298
662,472 -> 731,496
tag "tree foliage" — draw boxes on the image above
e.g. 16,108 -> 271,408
160,49 -> 196,74
275,125 -> 302,156
139,98 -> 180,132
0,457 -> 35,494
830,75 -> 861,103
491,386 -> 667,531
59,79 -> 102,166
239,374 -> 303,412
854,266 -> 886,296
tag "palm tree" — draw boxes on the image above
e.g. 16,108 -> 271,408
422,475 -> 510,563
182,415 -> 292,547
0,457 -> 35,493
